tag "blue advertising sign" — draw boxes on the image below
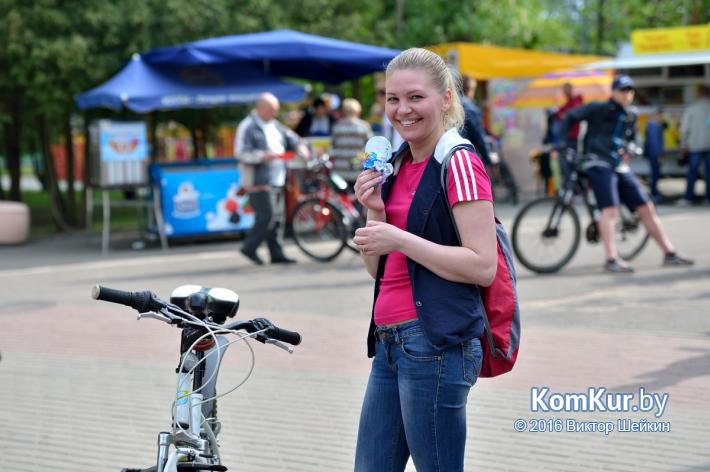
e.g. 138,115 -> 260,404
157,164 -> 254,237
99,121 -> 148,162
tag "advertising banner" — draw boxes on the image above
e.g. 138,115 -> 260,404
632,25 -> 710,55
156,164 -> 254,237
92,120 -> 149,187
99,121 -> 148,162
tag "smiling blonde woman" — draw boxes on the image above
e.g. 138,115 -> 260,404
352,48 -> 497,472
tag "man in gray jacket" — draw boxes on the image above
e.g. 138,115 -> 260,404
679,85 -> 710,205
235,93 -> 309,265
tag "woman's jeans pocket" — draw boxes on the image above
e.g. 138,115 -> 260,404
400,332 -> 442,362
462,337 -> 483,386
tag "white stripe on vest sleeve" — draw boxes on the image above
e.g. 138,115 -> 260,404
464,150 -> 479,200
455,150 -> 472,201
451,153 -> 464,202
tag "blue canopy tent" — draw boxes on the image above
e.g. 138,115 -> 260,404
76,54 -> 307,112
142,29 -> 400,84
75,30 -> 398,249
75,53 -> 307,251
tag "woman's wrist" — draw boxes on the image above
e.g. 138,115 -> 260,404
396,228 -> 414,254
367,208 -> 386,222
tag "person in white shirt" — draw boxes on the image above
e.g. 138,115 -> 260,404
234,93 -> 309,265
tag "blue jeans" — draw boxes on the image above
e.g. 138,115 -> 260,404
647,154 -> 661,200
354,320 -> 483,472
684,151 -> 710,202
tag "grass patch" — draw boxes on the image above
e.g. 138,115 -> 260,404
22,190 -> 144,237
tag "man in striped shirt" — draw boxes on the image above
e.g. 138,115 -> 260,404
330,98 -> 373,184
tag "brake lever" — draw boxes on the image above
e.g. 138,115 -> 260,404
137,310 -> 173,324
265,338 -> 294,354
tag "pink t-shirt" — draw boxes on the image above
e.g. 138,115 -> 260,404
374,148 -> 493,327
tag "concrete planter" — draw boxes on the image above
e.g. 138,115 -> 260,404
0,201 -> 30,245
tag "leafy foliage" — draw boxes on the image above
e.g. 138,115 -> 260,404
0,0 -> 708,216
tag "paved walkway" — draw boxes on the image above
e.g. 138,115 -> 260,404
1,204 -> 709,471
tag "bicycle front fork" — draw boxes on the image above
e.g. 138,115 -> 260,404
155,430 -> 212,472
156,432 -> 171,471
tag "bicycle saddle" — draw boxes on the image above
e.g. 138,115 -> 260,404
170,285 -> 239,324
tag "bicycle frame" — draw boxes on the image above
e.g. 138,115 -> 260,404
321,162 -> 357,205
558,166 -> 598,228
92,285 -> 301,472
154,333 -> 231,472
302,157 -> 364,236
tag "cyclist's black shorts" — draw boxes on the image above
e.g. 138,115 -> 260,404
585,165 -> 649,211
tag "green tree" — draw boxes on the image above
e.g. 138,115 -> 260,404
2,0 -> 709,230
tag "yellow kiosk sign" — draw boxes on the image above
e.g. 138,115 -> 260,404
632,24 -> 710,54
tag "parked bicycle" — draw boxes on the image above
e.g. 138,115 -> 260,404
92,284 -> 301,472
290,153 -> 365,262
511,150 -> 650,273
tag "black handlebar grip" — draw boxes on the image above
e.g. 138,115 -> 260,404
267,326 -> 302,346
92,285 -> 155,312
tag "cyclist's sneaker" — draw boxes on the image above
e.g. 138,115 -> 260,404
663,252 -> 694,267
604,259 -> 634,274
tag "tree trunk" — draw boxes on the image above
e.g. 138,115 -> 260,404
37,114 -> 71,231
190,126 -> 200,160
3,99 -> 22,201
596,0 -> 605,55
148,112 -> 158,162
64,114 -> 76,225
351,78 -> 362,104
688,0 -> 701,24
199,120 -> 209,158
0,137 -> 5,199
29,133 -> 49,192
81,111 -> 92,228
395,0 -> 405,48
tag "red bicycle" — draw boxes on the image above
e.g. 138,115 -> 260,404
290,154 -> 365,262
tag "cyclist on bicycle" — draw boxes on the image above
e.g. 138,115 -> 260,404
557,75 -> 693,273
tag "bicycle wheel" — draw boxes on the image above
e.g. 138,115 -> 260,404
616,206 -> 650,261
512,196 -> 581,273
291,198 -> 347,262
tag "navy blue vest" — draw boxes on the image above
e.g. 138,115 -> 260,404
366,145 -> 485,357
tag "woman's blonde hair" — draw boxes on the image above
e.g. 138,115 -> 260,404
385,48 -> 464,131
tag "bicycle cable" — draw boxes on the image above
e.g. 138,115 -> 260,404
172,334 -> 258,439
170,314 -> 266,437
